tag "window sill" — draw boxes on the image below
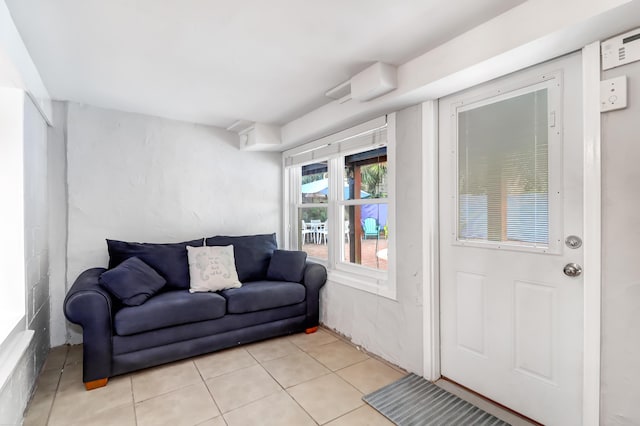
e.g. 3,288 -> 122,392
327,269 -> 396,301
0,317 -> 33,391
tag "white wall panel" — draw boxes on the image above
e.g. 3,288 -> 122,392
601,59 -> 640,425
319,104 -> 424,374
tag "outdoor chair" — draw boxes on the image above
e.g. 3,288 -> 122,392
301,220 -> 313,243
318,221 -> 328,244
363,217 -> 380,239
309,219 -> 322,243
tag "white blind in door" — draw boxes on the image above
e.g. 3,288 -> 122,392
457,89 -> 549,246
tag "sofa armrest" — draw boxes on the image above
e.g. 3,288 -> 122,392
63,267 -> 113,383
302,262 -> 327,328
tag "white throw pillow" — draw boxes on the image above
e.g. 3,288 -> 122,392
186,245 -> 242,293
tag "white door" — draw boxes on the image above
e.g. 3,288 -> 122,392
439,53 -> 584,425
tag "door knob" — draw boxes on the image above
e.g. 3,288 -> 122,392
563,263 -> 582,277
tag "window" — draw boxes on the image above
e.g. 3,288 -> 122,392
340,147 -> 388,271
0,89 -> 27,344
455,81 -> 560,252
299,161 -> 328,261
284,116 -> 395,298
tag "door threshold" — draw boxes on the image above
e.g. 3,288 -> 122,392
436,377 -> 543,426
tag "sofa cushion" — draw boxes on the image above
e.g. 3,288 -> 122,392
221,280 -> 306,314
187,245 -> 242,292
107,238 -> 203,289
267,250 -> 307,283
205,234 -> 277,282
99,257 -> 166,306
114,290 -> 226,336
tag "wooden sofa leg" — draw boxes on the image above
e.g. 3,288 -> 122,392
305,326 -> 319,334
85,378 -> 108,390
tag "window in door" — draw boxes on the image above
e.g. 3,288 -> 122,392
456,82 -> 560,251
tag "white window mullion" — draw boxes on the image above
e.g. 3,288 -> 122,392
341,198 -> 388,207
328,157 -> 341,270
288,167 -> 301,249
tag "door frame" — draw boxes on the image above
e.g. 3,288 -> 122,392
421,42 -> 602,424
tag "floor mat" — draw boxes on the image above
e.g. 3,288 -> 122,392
363,373 -> 511,425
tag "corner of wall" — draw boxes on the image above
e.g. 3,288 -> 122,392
48,100 -> 70,347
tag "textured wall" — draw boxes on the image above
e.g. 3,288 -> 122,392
0,91 -> 50,425
23,85 -> 51,375
62,103 -> 282,343
47,101 -> 68,347
601,60 -> 640,425
320,105 -> 424,374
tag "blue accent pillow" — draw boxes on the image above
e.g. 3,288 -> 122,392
206,233 -> 277,282
99,257 -> 166,306
266,250 -> 307,283
106,238 -> 203,289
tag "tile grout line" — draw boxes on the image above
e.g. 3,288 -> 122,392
255,340 -> 333,390
284,371 -> 365,426
205,353 -> 299,424
254,335 -> 327,425
279,332 -> 368,425
195,347 -> 283,420
319,325 -> 408,375
131,360 -> 205,404
35,332 -> 395,426
303,347 -> 371,373
250,345 -> 320,423
44,347 -> 67,426
266,332 -> 372,424
327,404 -> 373,425
133,379 -> 201,404
191,360 -> 225,423
43,369 -> 63,425
129,376 -> 138,426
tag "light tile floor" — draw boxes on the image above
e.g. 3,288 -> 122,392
23,329 -> 399,426
23,328 -> 536,426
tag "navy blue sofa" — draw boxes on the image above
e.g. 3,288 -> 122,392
64,233 -> 327,390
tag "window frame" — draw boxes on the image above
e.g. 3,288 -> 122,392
451,77 -> 563,254
283,115 -> 396,300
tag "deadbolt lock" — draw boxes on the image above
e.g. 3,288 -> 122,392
565,235 -> 582,249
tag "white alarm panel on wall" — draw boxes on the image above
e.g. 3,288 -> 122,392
602,27 -> 640,70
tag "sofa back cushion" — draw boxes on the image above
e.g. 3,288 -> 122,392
266,250 -> 308,283
205,233 -> 277,282
107,238 -> 204,289
99,257 -> 166,306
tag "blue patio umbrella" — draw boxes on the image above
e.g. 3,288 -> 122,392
301,178 -> 370,199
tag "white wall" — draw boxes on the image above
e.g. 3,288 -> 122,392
61,103 -> 282,343
601,59 -> 640,424
281,0 -> 640,149
320,104 -> 424,374
23,87 -> 50,371
0,88 -> 26,339
0,0 -> 52,123
0,90 -> 50,425
48,101 -> 68,347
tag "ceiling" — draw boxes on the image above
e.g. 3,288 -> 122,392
6,0 -> 524,128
